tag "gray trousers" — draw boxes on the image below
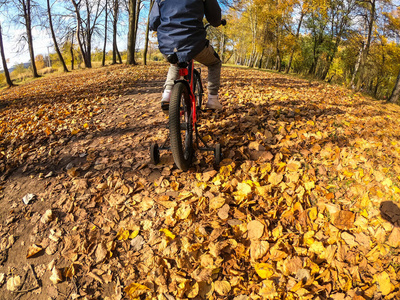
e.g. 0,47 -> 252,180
164,43 -> 221,95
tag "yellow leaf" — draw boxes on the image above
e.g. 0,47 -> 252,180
117,228 -> 130,241
214,280 -> 231,296
268,172 -> 283,186
83,123 -> 89,128
170,181 -> 180,191
124,282 -> 150,299
307,207 -> 318,221
186,282 -> 199,298
382,178 -> 392,187
70,129 -> 80,135
159,228 -> 176,239
308,241 -> 325,255
237,182 -> 252,195
259,280 -> 278,299
175,204 -> 191,220
129,230 -> 139,239
304,181 -> 315,191
255,263 -> 274,279
374,271 -> 392,295
307,120 -> 314,126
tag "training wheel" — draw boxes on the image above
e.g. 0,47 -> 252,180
214,143 -> 222,165
150,143 -> 160,165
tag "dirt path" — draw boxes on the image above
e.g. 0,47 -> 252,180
1,64 -> 400,299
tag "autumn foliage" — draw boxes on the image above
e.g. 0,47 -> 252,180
0,64 -> 400,299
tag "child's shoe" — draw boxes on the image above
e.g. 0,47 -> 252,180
161,90 -> 171,112
206,94 -> 222,110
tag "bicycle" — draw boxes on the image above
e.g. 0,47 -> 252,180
150,21 -> 226,171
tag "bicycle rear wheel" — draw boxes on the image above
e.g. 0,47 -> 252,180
193,70 -> 202,109
169,82 -> 193,171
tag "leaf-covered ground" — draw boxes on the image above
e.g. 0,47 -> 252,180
0,63 -> 400,300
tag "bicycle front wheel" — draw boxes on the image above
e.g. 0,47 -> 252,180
169,82 -> 193,171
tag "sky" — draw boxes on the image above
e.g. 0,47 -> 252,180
0,0 -> 153,71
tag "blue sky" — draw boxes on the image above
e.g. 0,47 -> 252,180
0,0 -> 153,70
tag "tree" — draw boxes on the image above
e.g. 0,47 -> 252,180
71,0 -> 105,68
102,0 -> 108,66
0,23 -> 14,87
8,0 -> 40,77
126,0 -> 137,65
47,0 -> 69,72
143,0 -> 154,65
112,0 -> 122,64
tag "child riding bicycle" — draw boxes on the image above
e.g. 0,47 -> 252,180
149,0 -> 224,111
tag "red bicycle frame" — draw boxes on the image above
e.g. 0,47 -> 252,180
178,61 -> 197,127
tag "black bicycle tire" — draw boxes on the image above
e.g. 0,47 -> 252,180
193,70 -> 202,109
215,143 -> 222,165
169,82 -> 193,171
150,143 -> 160,165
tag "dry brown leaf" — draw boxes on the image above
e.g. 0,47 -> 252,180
27,244 -> 43,258
250,240 -> 269,261
95,242 -> 108,263
247,220 -> 264,240
49,267 -> 63,284
209,194 -> 226,210
218,204 -> 230,220
6,276 -> 21,291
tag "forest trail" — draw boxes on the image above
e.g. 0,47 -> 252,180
0,63 -> 399,299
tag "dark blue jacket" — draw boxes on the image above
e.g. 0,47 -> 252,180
149,0 -> 222,62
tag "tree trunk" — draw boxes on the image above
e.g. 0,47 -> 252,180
85,0 -> 92,68
143,0 -> 154,65
70,34 -> 75,70
102,0 -> 108,67
47,0 -> 68,72
23,0 -> 39,77
127,0 -> 137,65
0,24 -> 14,87
71,0 -> 89,68
353,0 -> 376,89
286,13 -> 304,74
350,41 -> 364,87
389,69 -> 400,103
112,0 -> 119,64
117,47 -> 122,63
134,0 -> 141,59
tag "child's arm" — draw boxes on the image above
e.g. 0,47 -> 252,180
149,1 -> 160,31
204,0 -> 222,27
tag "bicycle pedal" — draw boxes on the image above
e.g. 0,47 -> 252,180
161,102 -> 169,114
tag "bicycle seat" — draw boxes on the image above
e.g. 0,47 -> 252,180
167,54 -> 178,64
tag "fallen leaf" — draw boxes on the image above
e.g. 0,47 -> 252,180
214,280 -> 231,296
247,220 -> 264,240
124,282 -> 150,299
255,263 -> 274,279
6,276 -> 21,291
218,204 -> 230,220
27,244 -> 43,258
